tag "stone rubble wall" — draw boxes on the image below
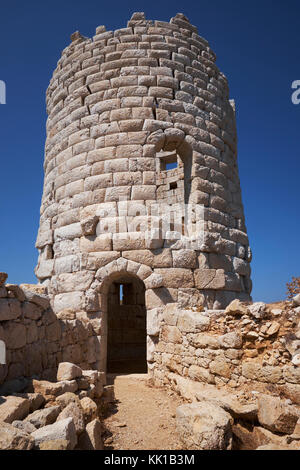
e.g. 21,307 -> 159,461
149,300 -> 300,405
0,275 -> 100,388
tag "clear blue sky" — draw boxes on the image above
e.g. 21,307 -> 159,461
0,0 -> 299,302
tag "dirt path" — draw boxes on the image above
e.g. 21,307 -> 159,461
102,374 -> 185,450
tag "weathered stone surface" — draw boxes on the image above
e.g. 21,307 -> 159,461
57,402 -> 85,435
55,392 -> 81,409
0,422 -> 35,450
31,417 -> 77,450
12,420 -> 37,434
33,379 -> 78,397
57,362 -> 83,381
224,299 -> 248,316
248,302 -> 266,319
257,394 -> 299,434
25,406 -> 61,429
177,311 -> 210,333
219,332 -> 243,349
293,294 -> 300,307
176,402 -> 233,450
14,393 -> 45,413
39,439 -> 69,450
78,419 -> 103,450
0,396 -> 30,423
80,397 -> 98,424
0,272 -> 8,287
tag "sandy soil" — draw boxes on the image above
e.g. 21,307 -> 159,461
102,374 -> 185,450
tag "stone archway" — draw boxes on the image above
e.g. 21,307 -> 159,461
97,258 -> 163,374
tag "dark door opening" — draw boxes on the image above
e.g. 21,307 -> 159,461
107,274 -> 147,374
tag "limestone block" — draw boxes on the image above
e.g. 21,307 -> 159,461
57,402 -> 85,435
80,216 -> 98,236
177,311 -> 210,333
80,397 -> 98,424
219,332 -> 243,349
25,406 -> 61,429
147,308 -> 163,336
0,272 -> 8,287
0,422 -> 35,450
33,379 -> 78,397
80,234 -> 112,252
194,269 -> 225,290
54,223 -> 82,241
55,271 -> 94,293
190,333 -> 219,349
257,395 -> 299,435
131,185 -> 156,200
12,420 -> 37,434
146,287 -> 177,308
178,289 -> 205,309
147,336 -> 157,362
113,232 -> 146,251
53,292 -> 85,312
172,250 -> 197,268
144,273 -> 164,290
3,323 -> 26,349
209,358 -> 232,379
54,255 -> 81,274
78,419 -> 103,450
0,299 -> 22,321
31,417 -> 77,450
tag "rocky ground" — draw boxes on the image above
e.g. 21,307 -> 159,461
102,374 -> 184,450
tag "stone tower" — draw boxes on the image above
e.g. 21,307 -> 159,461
35,12 -> 252,373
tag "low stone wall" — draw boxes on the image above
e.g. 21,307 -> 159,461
149,300 -> 300,404
0,275 -> 100,389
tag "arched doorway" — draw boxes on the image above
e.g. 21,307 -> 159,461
107,273 -> 147,374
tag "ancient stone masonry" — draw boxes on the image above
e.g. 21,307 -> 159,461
0,276 -> 101,388
35,12 -> 252,373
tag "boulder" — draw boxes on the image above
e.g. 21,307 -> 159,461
224,299 -> 248,316
233,423 -> 287,450
12,420 -> 36,434
56,392 -> 80,409
80,397 -> 98,424
248,302 -> 267,319
57,402 -> 85,435
31,417 -> 77,450
57,362 -> 83,381
0,422 -> 35,450
257,394 -> 299,434
176,402 -> 233,450
78,419 -> 103,450
0,273 -> 8,287
293,294 -> 300,307
39,439 -> 69,450
32,379 -> 78,397
0,396 -> 30,423
25,405 -> 61,429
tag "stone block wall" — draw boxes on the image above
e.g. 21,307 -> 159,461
0,277 -> 100,388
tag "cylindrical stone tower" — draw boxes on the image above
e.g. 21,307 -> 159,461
35,12 -> 252,373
